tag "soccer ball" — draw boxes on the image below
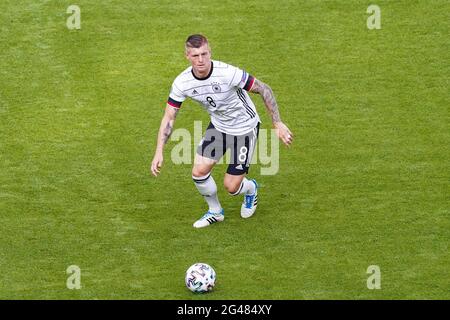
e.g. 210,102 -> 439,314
185,263 -> 216,293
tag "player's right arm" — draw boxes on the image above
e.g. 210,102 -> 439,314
150,104 -> 179,177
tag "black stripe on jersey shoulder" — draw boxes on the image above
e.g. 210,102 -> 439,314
243,75 -> 255,91
237,89 -> 256,118
237,88 -> 250,103
167,97 -> 182,108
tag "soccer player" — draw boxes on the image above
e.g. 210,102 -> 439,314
151,34 -> 293,228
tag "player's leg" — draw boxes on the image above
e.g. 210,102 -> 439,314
192,153 -> 221,214
224,124 -> 259,218
224,173 -> 258,219
223,173 -> 257,196
192,123 -> 227,228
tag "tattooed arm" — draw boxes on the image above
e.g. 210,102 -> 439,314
250,79 -> 293,146
151,105 -> 179,176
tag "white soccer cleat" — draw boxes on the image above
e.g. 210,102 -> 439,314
241,180 -> 258,218
193,209 -> 224,228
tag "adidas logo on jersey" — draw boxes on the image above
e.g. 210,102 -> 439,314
192,89 -> 199,95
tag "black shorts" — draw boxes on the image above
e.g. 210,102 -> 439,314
196,122 -> 260,175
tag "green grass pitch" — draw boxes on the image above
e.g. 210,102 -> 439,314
0,0 -> 448,299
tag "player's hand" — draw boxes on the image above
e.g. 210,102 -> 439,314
274,122 -> 293,146
151,153 -> 163,177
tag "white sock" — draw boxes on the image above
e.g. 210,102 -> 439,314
192,173 -> 222,214
230,177 -> 256,196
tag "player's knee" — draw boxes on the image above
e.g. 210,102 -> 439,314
224,179 -> 241,195
192,167 -> 210,179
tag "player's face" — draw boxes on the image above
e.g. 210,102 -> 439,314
186,44 -> 211,75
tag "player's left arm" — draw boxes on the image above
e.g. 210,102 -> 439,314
249,78 -> 293,146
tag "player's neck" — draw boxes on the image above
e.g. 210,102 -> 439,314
192,61 -> 213,80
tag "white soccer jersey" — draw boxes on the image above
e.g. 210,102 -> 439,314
167,60 -> 260,136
